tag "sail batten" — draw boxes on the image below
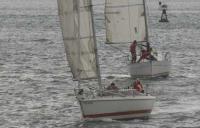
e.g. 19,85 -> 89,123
105,0 -> 147,43
57,0 -> 98,80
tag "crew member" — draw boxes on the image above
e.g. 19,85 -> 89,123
137,49 -> 150,62
107,82 -> 118,90
133,79 -> 144,93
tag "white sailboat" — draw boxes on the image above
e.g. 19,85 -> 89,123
57,0 -> 155,120
105,0 -> 170,78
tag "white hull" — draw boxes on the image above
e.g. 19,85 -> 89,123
128,60 -> 170,78
78,95 -> 155,120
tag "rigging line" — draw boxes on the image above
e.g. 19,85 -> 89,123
106,3 -> 143,8
90,0 -> 103,91
83,3 -> 144,8
80,3 -> 105,8
106,40 -> 147,44
92,3 -> 106,7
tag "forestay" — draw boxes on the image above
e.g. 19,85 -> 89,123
105,0 -> 147,43
57,0 -> 98,80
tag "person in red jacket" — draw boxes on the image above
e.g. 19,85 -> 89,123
133,79 -> 144,93
137,49 -> 150,62
137,47 -> 157,62
130,40 -> 137,63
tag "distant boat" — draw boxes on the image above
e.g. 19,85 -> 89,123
105,0 -> 170,78
159,8 -> 169,22
57,0 -> 155,120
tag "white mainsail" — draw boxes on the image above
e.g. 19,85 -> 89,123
57,0 -> 98,80
105,0 -> 147,43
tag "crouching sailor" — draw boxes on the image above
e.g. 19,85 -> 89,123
107,82 -> 119,91
133,79 -> 144,93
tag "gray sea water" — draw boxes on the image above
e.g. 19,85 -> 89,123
0,0 -> 200,127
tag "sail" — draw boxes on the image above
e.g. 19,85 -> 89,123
57,0 -> 98,80
105,0 -> 147,43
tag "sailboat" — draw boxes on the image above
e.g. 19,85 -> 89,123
57,0 -> 155,120
105,0 -> 170,78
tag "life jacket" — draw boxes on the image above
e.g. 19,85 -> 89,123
130,42 -> 136,53
141,50 -> 150,60
133,81 -> 143,92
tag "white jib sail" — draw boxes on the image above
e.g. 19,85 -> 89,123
105,0 -> 147,43
57,0 -> 98,80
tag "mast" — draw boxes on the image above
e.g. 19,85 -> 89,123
90,0 -> 103,92
77,0 -> 81,88
143,0 -> 149,42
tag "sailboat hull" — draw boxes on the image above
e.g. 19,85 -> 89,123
78,96 -> 155,120
128,60 -> 170,78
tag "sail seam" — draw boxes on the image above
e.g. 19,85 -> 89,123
106,4 -> 143,8
63,36 -> 94,41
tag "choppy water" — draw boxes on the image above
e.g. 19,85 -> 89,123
0,0 -> 200,127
